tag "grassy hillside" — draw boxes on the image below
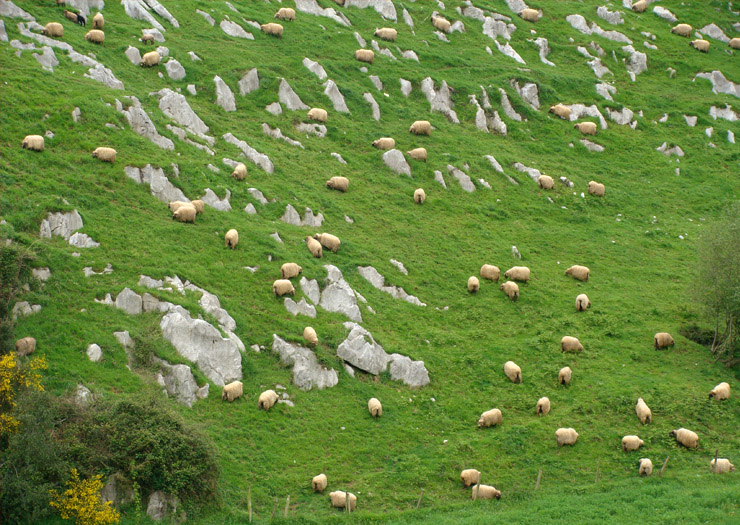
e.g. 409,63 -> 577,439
1,0 -> 739,522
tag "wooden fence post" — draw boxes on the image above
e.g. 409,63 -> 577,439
416,488 -> 424,509
659,456 -> 670,477
595,458 -> 600,483
247,487 -> 252,523
535,468 -> 542,491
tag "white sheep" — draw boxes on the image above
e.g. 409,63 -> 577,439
92,12 -> 104,29
654,332 -> 674,349
690,39 -> 710,53
632,0 -> 648,13
561,336 -> 583,352
575,294 -> 590,312
669,428 -> 698,449
312,473 -> 327,492
232,163 -> 247,180
22,135 -> 44,151
638,458 -> 653,476
85,29 -> 105,44
709,382 -> 731,401
504,266 -> 530,282
622,435 -> 644,452
504,361 -> 522,384
558,366 -> 572,386
306,236 -> 323,258
261,23 -> 283,38
500,281 -> 519,301
272,279 -> 295,297
565,265 -> 590,281
407,148 -> 427,161
275,7 -> 296,21
710,458 -> 735,474
355,49 -> 375,64
326,176 -> 349,192
304,326 -> 318,346
536,397 -> 550,415
168,201 -> 190,213
15,337 -> 36,357
173,204 -> 196,223
519,8 -> 539,22
329,491 -> 357,511
574,122 -> 597,135
409,121 -> 432,136
480,264 -> 500,281
225,229 -> 238,249
460,469 -> 481,486
372,137 -> 395,150
92,147 -> 116,163
141,50 -> 160,67
730,38 -> 740,50
307,108 -> 328,123
432,15 -> 451,33
191,200 -> 205,214
477,408 -> 502,428
414,188 -> 426,204
472,485 -> 501,500
636,398 -> 652,424
671,24 -> 692,37
374,27 -> 397,41
556,428 -> 579,446
42,22 -> 64,37
221,381 -> 243,402
258,389 -> 279,410
467,276 -> 480,293
538,175 -> 554,190
549,104 -> 571,120
588,181 -> 605,197
368,397 -> 382,418
314,233 -> 340,253
281,263 -> 303,279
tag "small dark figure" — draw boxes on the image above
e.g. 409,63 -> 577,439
76,14 -> 86,26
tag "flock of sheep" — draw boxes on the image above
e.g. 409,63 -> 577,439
16,0 -> 738,514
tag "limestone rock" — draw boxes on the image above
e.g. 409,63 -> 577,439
272,335 -> 338,390
155,47 -> 169,59
280,204 -> 302,225
68,233 -> 100,248
400,78 -> 412,97
142,28 -> 165,43
115,288 -> 143,315
295,123 -> 327,137
511,80 -> 539,109
513,162 -> 544,182
83,263 -> 113,277
294,0 -> 351,27
403,8 -> 413,27
447,165 -> 475,192
300,277 -> 321,304
303,57 -> 327,80
390,259 -> 408,275
421,77 -> 459,123
33,46 -> 58,72
265,102 -> 282,115
369,75 -> 383,91
101,473 -> 134,510
699,24 -> 729,43
40,210 -> 84,240
125,46 -> 142,65
12,302 -> 41,320
154,88 -> 209,135
596,83 -> 616,101
244,203 -> 257,215
656,142 -> 684,157
303,208 -> 324,227
223,133 -> 275,174
74,384 -> 93,408
566,14 -> 632,43
154,358 -> 207,407
0,1 -> 33,21
564,103 -> 608,128
279,78 -> 309,110
531,37 -> 555,66
363,93 -> 380,121
709,105 -> 739,121
580,139 -> 604,152
388,353 -> 430,387
200,188 -> 232,212
0,21 -> 6,43
197,10 -> 215,26
220,20 -> 253,39
344,0 -> 397,21
247,188 -> 268,205
323,80 -> 350,113
72,107 -> 81,122
495,40 -> 525,64
622,45 -> 647,76
165,59 -> 185,80
684,115 -> 697,127
319,265 -> 363,322
118,97 -> 174,150
357,266 -> 425,306
331,152 -> 347,164
114,330 -> 135,350
498,88 -> 523,122
695,71 -> 740,98
263,123 -> 303,148
382,149 -> 411,176
146,492 -> 183,522
83,64 -> 125,90
238,68 -> 259,95
434,170 -> 447,189
124,164 -> 189,204
121,0 -> 165,32
597,6 -> 624,25
652,6 -> 677,23
32,267 -> 51,282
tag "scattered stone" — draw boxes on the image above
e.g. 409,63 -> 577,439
155,362 -> 208,408
83,263 -> 113,277
596,83 -> 617,101
434,171 -> 447,188
363,93 -> 380,121
32,267 -> 51,282
345,0 -> 397,21
705,127 -> 714,138
390,259 -> 408,275
729,131 -> 736,144
146,492 -> 183,522
495,40 -> 525,64
187,51 -> 201,62
566,14 -> 632,44
153,89 -> 210,137
115,287 -> 143,315
344,215 -> 354,224
263,123 -> 303,148
220,20 -> 253,39
531,37 -> 555,66
74,384 -> 93,407
597,6 -> 624,25
652,6 -> 677,23
294,0 -> 351,27
319,265 -> 363,322
699,23 -> 729,43
684,115 -> 697,127
303,57 -> 327,80
72,107 -> 81,122
709,104 -> 739,121
564,103 -> 608,128
265,102 -> 282,115
39,210 -> 84,240
124,164 -> 188,204
244,203 -> 257,215
295,123 -> 327,138
331,152 -> 347,164
355,32 -> 367,48
142,27 -> 165,43
400,78 -> 412,97
667,67 -> 676,79
323,80 -> 350,113
578,46 -> 612,78
247,188 -> 268,205
200,188 -> 232,212
580,139 -> 605,152
498,88 -> 523,122
513,162 -> 545,182
644,42 -> 657,50
34,46 -> 58,72
223,133 -> 274,174
272,335 -> 338,390
511,80 -> 540,109
12,301 -> 41,320
421,77 -> 459,123
284,297 -> 317,317
206,164 -> 219,173
622,45 -> 647,77
270,232 -> 283,244
117,97 -> 174,150
279,78 -> 309,110
125,46 -> 142,65
357,266 -> 425,306
0,21 -> 6,43
606,106 -> 633,125
238,68 -> 259,96
86,343 -> 102,362
382,149 -> 411,176
69,233 -> 99,249
695,71 -> 740,98
155,46 -> 169,59
369,75 -> 383,91
656,142 -> 685,157
447,165 -> 475,192
512,245 -> 521,259
300,277 -> 321,304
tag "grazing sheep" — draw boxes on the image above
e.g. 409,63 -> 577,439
729,38 -> 740,50
232,162 -> 247,180
472,485 -> 501,500
355,49 -> 375,64
669,428 -> 699,449
709,382 -> 731,400
690,39 -> 710,53
173,204 -> 196,223
275,7 -> 296,21
272,279 -> 295,297
374,27 -> 397,41
432,15 -> 451,33
329,491 -> 357,511
92,12 -> 104,29
168,200 -> 189,213
15,337 -> 36,357
191,200 -> 205,214
42,22 -> 64,37
558,366 -> 572,386
312,473 -> 327,492
280,262 -> 302,279
671,24 -> 692,37
636,398 -> 652,424
538,175 -> 554,190
561,336 -> 583,353
477,408 -> 502,428
622,435 -> 644,452
467,276 -> 480,293
141,51 -> 161,67
63,10 -> 78,22
372,137 -> 395,150
504,361 -> 522,384
21,135 -> 44,151
304,326 -> 318,346
549,104 -> 571,120
314,233 -> 340,253
500,281 -> 519,301
221,381 -> 243,402
480,264 -> 500,281
307,108 -> 328,123
225,229 -> 238,249
565,265 -> 590,281
460,469 -> 481,486
654,332 -> 674,349
536,397 -> 551,415
258,389 -> 279,410
638,458 -> 653,476
414,188 -> 426,204
632,0 -> 648,13
141,34 -> 155,45
588,181 -> 605,197
519,8 -> 539,22
710,458 -> 735,474
574,122 -> 597,135
326,176 -> 349,192
92,147 -> 116,163
504,266 -> 530,282
306,236 -> 323,258
407,147 -> 427,161
576,294 -> 590,312
261,23 -> 283,37
368,398 -> 382,418
56,0 -> 65,5
556,428 -> 579,446
85,29 -> 105,44
409,120 -> 432,136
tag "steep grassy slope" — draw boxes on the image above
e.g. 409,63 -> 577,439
1,0 -> 739,522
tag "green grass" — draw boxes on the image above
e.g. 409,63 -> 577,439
1,0 -> 740,522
